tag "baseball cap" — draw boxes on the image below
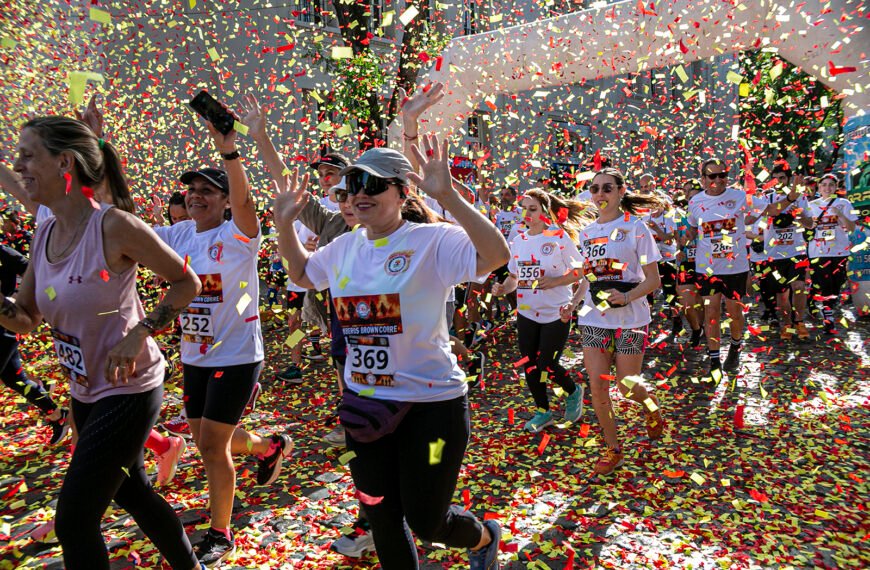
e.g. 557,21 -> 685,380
328,176 -> 347,195
179,168 -> 229,193
310,153 -> 350,171
339,148 -> 412,186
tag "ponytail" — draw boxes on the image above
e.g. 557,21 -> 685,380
592,167 -> 664,216
523,187 -> 594,241
100,141 -> 134,214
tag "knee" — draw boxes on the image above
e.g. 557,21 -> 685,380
196,434 -> 230,465
55,495 -> 94,545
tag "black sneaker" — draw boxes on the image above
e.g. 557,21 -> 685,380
276,364 -> 303,384
48,409 -> 70,445
723,346 -> 740,373
256,434 -> 292,486
195,528 -> 235,567
690,328 -> 705,348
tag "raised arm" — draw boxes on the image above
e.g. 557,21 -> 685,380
204,118 -> 259,238
0,164 -> 38,217
398,82 -> 445,173
408,135 -> 510,275
273,169 -> 316,289
243,94 -> 289,190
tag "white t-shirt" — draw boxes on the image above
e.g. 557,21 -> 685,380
687,187 -> 751,275
643,209 -> 678,261
576,216 -> 661,329
507,230 -> 582,323
153,219 -> 264,366
494,208 -> 521,241
807,197 -> 857,258
305,222 -> 487,403
761,192 -> 810,260
320,195 -> 341,212
424,196 -> 457,223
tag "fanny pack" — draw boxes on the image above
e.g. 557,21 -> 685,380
338,390 -> 414,443
751,239 -> 765,254
587,280 -> 638,306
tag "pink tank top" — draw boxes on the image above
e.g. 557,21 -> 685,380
32,203 -> 164,403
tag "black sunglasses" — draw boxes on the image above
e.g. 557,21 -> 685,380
336,171 -> 403,203
704,172 -> 728,180
588,183 -> 616,194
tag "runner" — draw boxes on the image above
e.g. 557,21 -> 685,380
274,133 -> 506,568
151,103 -> 292,567
0,242 -> 68,443
758,164 -> 813,340
807,173 -> 857,334
491,188 -> 587,432
561,167 -> 665,476
5,116 -> 201,569
686,159 -> 761,374
675,179 -> 704,347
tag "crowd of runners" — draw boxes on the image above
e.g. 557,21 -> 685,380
0,86 -> 862,569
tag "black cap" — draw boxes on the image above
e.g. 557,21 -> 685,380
309,153 -> 350,171
179,168 -> 229,193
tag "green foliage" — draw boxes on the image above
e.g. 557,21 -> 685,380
329,51 -> 387,122
739,50 -> 843,172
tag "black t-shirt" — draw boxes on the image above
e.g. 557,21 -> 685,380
0,244 -> 28,297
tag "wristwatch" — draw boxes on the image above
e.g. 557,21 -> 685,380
221,149 -> 241,161
139,317 -> 158,335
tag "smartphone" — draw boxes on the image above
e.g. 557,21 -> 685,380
189,90 -> 237,135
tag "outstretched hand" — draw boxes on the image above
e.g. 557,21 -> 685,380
273,168 -> 310,229
75,95 -> 104,138
407,134 -> 453,202
398,82 -> 445,121
240,94 -> 267,141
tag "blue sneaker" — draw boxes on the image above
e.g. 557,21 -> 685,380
564,385 -> 585,423
523,410 -> 554,433
468,519 -> 500,569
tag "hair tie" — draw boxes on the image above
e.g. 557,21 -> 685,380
98,138 -> 105,149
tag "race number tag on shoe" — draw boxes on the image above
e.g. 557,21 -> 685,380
52,330 -> 88,387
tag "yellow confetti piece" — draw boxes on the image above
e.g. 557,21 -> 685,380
690,472 -> 706,485
239,281 -> 248,289
236,292 -> 252,315
726,71 -> 745,85
207,47 -> 219,61
335,123 -> 353,137
770,62 -> 783,80
338,451 -> 357,465
674,65 -> 688,83
399,5 -> 419,26
358,387 -> 375,397
233,121 -> 249,135
45,286 -> 56,301
429,438 -> 446,465
285,328 -> 305,348
374,237 -> 389,247
68,71 -> 104,106
188,0 -> 196,8
89,8 -> 111,24
331,46 -> 353,59
1,38 -> 17,49
739,83 -> 750,97
338,276 -> 350,289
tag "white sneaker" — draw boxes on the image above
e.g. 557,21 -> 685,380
331,520 -> 375,557
323,426 -> 346,447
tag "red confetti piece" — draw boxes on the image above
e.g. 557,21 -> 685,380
827,61 -> 856,76
99,270 -> 109,282
356,490 -> 384,505
537,433 -> 551,455
734,404 -> 745,428
508,408 -> 515,424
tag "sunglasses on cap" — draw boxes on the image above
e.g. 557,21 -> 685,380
704,172 -> 728,180
335,171 -> 404,203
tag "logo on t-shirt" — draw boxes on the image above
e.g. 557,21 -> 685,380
385,250 -> 413,275
208,241 -> 223,262
334,293 -> 403,336
723,200 -> 736,209
611,228 -> 627,242
540,242 -> 557,256
194,273 -> 224,303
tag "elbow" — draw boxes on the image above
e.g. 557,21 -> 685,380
495,241 -> 511,268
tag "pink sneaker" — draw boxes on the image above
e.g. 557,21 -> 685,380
156,436 -> 185,486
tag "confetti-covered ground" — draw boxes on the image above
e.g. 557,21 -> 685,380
2,300 -> 869,569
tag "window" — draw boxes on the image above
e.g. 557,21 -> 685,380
629,72 -> 650,99
467,114 -> 480,140
463,1 -> 478,36
293,0 -> 321,24
548,117 -> 588,158
368,0 -> 383,32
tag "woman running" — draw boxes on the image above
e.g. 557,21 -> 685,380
151,105 -> 291,566
4,116 -> 201,569
275,134 -> 507,568
561,167 -> 665,476
807,173 -> 858,334
491,188 -> 587,432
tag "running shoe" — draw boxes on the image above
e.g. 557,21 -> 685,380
523,410 -> 554,433
323,426 -> 346,448
795,322 -> 810,340
723,346 -> 741,373
823,320 -> 836,335
156,436 -> 185,486
162,415 -> 191,439
564,386 -> 584,423
303,340 -> 327,362
468,519 -> 501,569
48,409 -> 70,445
243,382 -> 261,416
330,518 -> 375,557
256,434 -> 293,486
30,519 -> 57,544
276,364 -> 304,384
644,396 -> 664,440
195,528 -> 235,568
690,327 -> 705,348
593,447 -> 625,476
780,324 -> 794,341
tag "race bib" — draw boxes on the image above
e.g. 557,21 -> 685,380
180,307 -> 215,345
711,238 -> 734,259
52,330 -> 88,387
685,245 -> 697,261
348,336 -> 396,387
517,260 -> 542,289
816,228 -> 836,241
583,236 -> 608,259
774,227 -> 794,246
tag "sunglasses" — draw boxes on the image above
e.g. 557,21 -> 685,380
588,183 -> 617,194
704,172 -> 728,180
335,172 -> 404,203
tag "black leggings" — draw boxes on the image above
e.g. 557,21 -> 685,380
517,314 -> 576,410
55,386 -> 197,570
754,261 -> 777,314
0,333 -> 57,414
810,256 -> 849,308
346,395 -> 483,568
